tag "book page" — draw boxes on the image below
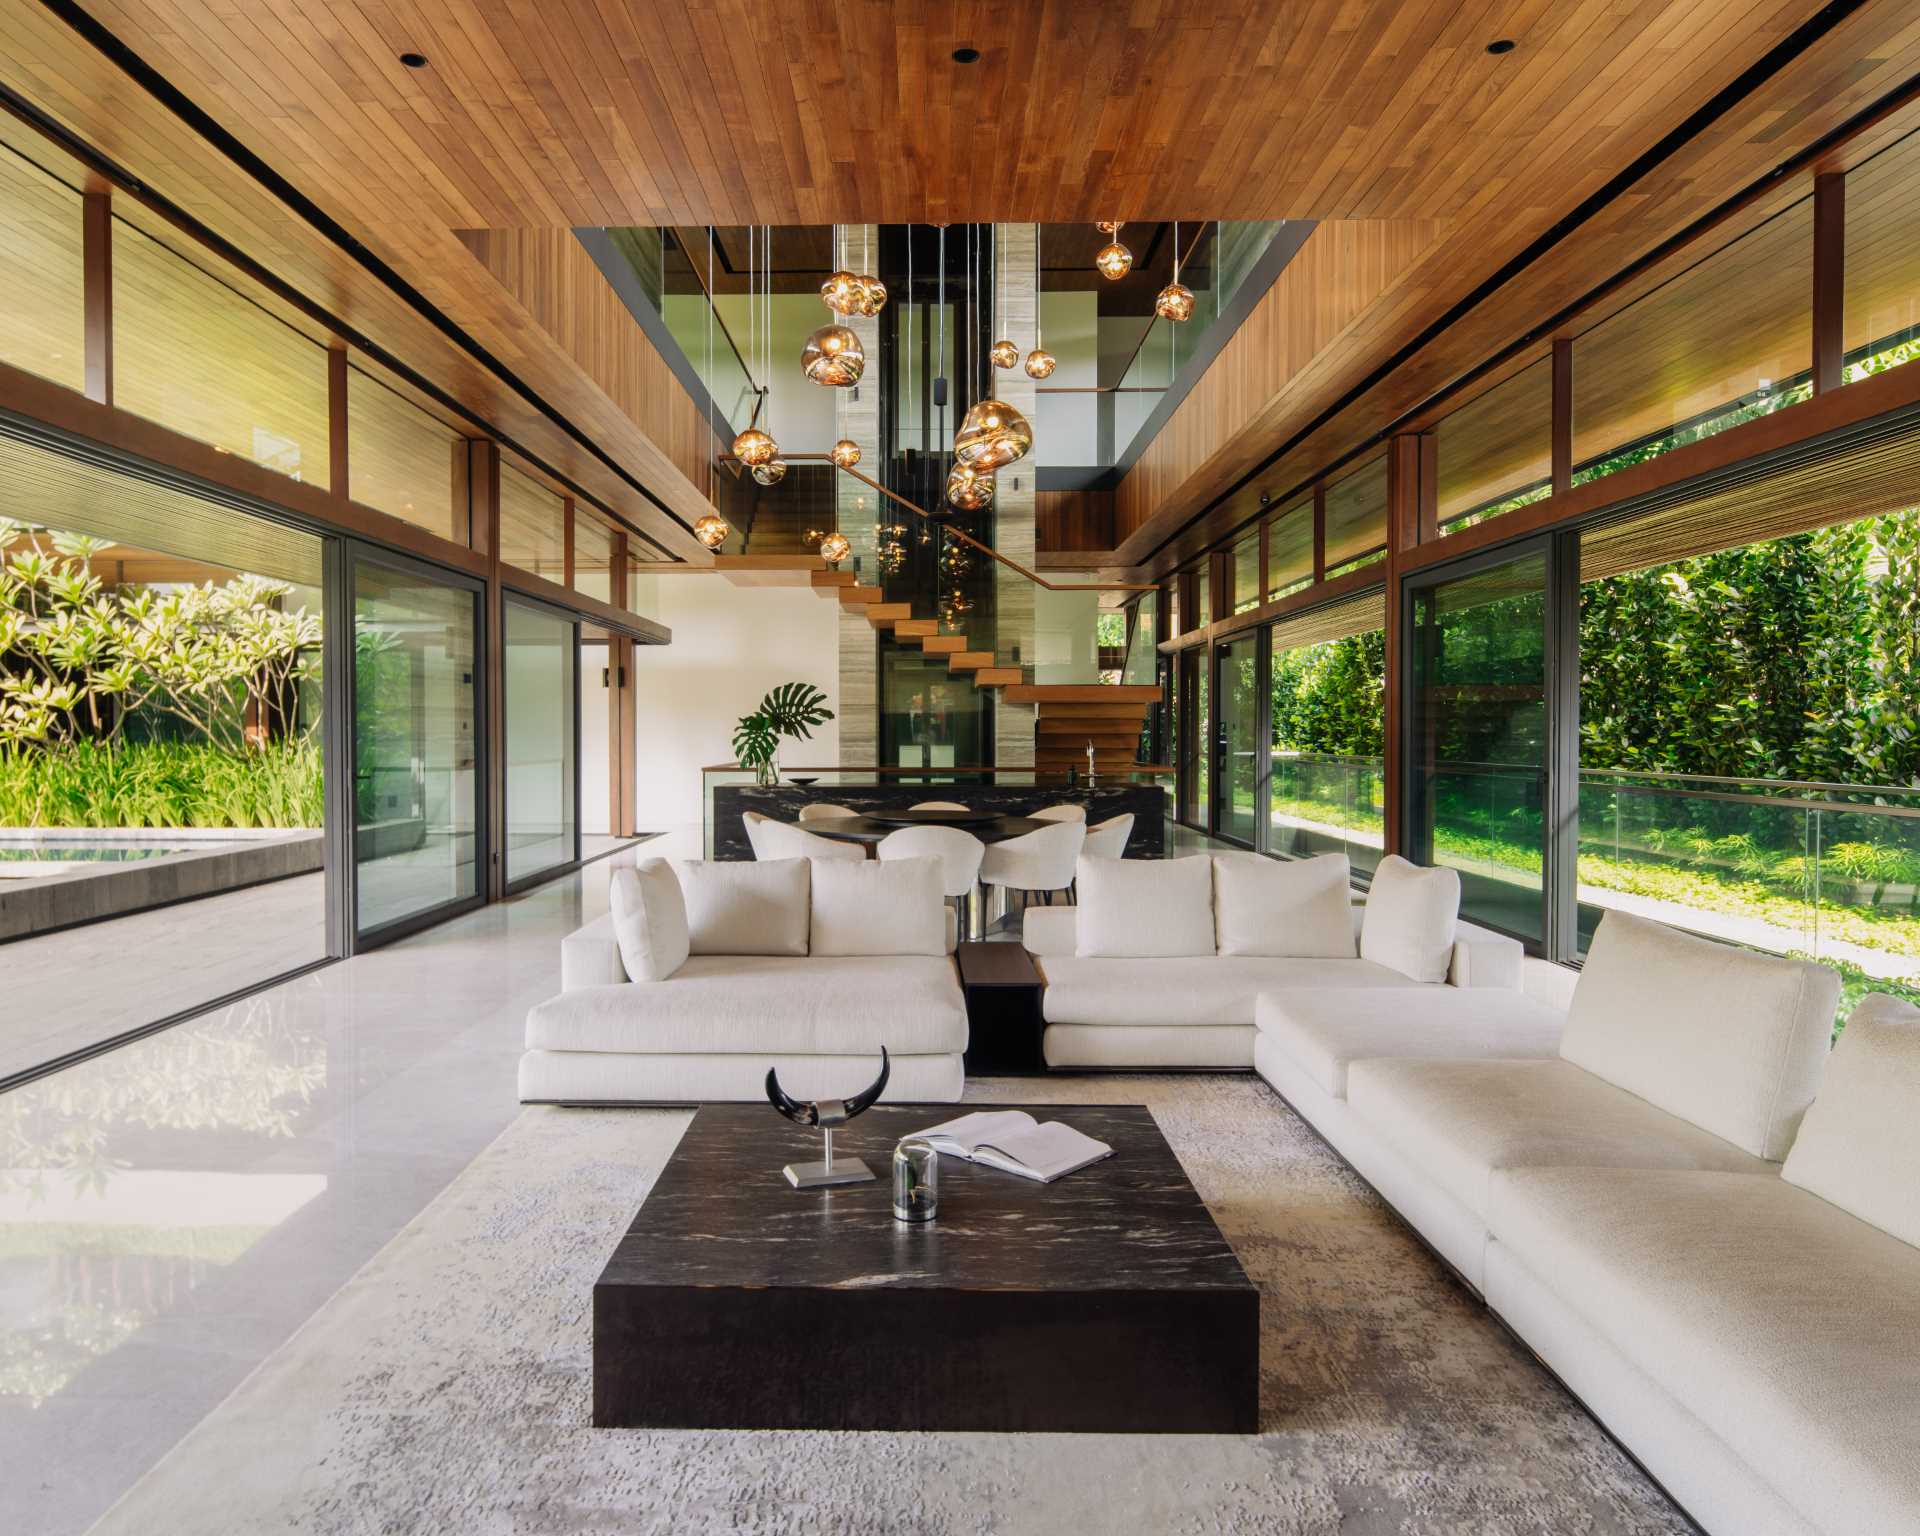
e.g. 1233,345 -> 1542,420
910,1110 -> 1035,1156
974,1121 -> 1113,1182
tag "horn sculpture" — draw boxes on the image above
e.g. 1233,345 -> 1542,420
765,1047 -> 891,1188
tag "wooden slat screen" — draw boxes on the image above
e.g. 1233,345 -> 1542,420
1579,411 -> 1920,581
1269,588 -> 1387,652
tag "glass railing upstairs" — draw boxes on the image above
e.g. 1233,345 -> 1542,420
1577,769 -> 1920,1019
1269,752 -> 1387,879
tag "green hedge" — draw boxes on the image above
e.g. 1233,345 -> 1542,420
0,740 -> 322,829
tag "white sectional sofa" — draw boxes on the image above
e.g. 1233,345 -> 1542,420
1021,852 -> 1532,1069
1256,906 -> 1920,1536
519,855 -> 967,1103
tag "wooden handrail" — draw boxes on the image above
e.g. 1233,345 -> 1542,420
718,453 -> 1155,592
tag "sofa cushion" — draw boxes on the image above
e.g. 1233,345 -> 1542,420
1345,1056 -> 1773,1222
1256,987 -> 1565,1100
1212,852 -> 1355,958
608,859 -> 689,981
809,855 -> 946,957
1487,1165 -> 1920,1536
524,955 -> 966,1055
1561,911 -> 1839,1160
1783,992 -> 1920,1249
1358,855 -> 1460,983
1074,853 -> 1215,958
1039,954 -> 1417,1028
672,857 -> 809,956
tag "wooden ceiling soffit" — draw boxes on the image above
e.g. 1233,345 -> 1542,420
0,3 -> 713,563
453,228 -> 714,512
1111,218 -> 1444,566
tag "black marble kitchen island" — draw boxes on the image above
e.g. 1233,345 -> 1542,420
708,774 -> 1168,859
592,1104 -> 1258,1433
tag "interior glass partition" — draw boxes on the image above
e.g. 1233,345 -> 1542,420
351,554 -> 482,939
1407,548 -> 1551,943
503,596 -> 579,887
1213,634 -> 1262,845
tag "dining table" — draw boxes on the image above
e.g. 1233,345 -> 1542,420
798,811 -> 1053,847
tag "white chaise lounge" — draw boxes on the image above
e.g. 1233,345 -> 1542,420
519,855 -> 967,1103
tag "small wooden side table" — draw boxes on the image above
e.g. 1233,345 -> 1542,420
956,941 -> 1048,1075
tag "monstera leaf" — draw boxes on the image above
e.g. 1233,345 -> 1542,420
757,681 -> 835,742
731,710 -> 779,771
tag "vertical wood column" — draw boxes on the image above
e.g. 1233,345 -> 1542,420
562,497 -> 577,589
327,345 -> 349,496
1256,515 -> 1270,606
1813,172 -> 1846,395
467,439 -> 506,902
1311,485 -> 1327,583
1382,433 -> 1424,860
1551,338 -> 1573,494
82,190 -> 113,405
608,531 -> 637,838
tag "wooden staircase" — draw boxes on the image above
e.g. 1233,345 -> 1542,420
810,569 -> 1160,772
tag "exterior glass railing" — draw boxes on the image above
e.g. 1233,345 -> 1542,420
1267,752 -> 1387,879
1577,769 -> 1920,1016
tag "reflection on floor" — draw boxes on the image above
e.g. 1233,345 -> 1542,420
0,851 -> 637,1536
0,872 -> 328,1084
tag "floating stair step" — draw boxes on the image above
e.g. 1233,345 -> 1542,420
1001,684 -> 1162,705
893,619 -> 939,638
947,651 -> 995,672
811,569 -> 856,595
837,585 -> 883,606
921,635 -> 967,655
973,667 -> 1023,687
865,602 -> 914,629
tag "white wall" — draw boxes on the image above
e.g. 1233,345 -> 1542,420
630,578 -> 842,833
1033,291 -> 1098,467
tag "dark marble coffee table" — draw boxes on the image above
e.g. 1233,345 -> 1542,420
593,1104 -> 1259,1432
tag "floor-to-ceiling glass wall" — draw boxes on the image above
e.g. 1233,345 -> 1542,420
1406,547 -> 1551,943
503,595 -> 578,887
1269,610 -> 1387,877
1213,633 -> 1262,845
351,554 -> 482,940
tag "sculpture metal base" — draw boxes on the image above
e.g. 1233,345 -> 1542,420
783,1157 -> 876,1189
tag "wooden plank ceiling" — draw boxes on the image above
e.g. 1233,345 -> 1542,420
1,1 -> 1919,575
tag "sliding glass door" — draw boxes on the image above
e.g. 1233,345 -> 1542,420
1405,545 -> 1552,944
350,552 -> 483,941
1213,633 -> 1263,846
503,595 -> 579,888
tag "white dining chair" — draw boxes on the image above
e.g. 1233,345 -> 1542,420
979,818 -> 1085,925
796,803 -> 859,822
1082,812 -> 1134,860
1028,803 -> 1087,823
910,800 -> 970,812
877,825 -> 987,937
742,811 -> 866,862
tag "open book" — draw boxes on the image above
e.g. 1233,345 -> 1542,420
910,1110 -> 1113,1184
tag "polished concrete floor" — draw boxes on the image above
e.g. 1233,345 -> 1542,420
0,841 -> 645,1536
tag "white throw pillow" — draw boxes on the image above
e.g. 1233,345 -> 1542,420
607,859 -> 689,981
1783,993 -> 1920,1248
671,858 -> 810,956
1074,854 -> 1215,958
1212,852 -> 1355,958
809,855 -> 946,956
1561,910 -> 1840,1160
1358,854 -> 1460,983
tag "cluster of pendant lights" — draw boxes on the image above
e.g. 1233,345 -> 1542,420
698,219 -> 1196,552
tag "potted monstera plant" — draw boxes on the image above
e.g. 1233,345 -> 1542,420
732,682 -> 834,786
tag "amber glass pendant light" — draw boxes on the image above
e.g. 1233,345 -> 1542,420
1025,224 -> 1056,378
1155,219 -> 1195,322
1095,219 -> 1132,281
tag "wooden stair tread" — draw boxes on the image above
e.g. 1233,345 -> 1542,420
838,585 -> 883,605
893,619 -> 939,637
947,651 -> 995,671
1001,684 -> 1162,704
973,667 -> 1023,686
921,635 -> 967,654
866,602 -> 914,628
810,569 -> 856,595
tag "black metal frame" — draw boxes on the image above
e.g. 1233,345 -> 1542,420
500,589 -> 586,897
344,540 -> 491,950
1207,629 -> 1264,851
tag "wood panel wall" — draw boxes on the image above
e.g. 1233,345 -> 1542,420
1035,488 -> 1115,553
456,229 -> 712,495
1115,219 -> 1442,556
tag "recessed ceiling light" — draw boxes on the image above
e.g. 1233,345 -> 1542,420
1485,39 -> 1516,55
952,46 -> 980,64
399,51 -> 429,69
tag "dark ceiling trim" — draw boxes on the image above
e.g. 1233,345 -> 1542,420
18,0 -> 693,559
1138,0 -> 1874,573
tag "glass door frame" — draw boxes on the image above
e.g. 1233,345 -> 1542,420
341,539 -> 490,950
1396,530 -> 1581,959
1209,630 -> 1268,850
501,588 -> 584,897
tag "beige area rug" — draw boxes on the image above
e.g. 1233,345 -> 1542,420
87,1076 -> 1689,1535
